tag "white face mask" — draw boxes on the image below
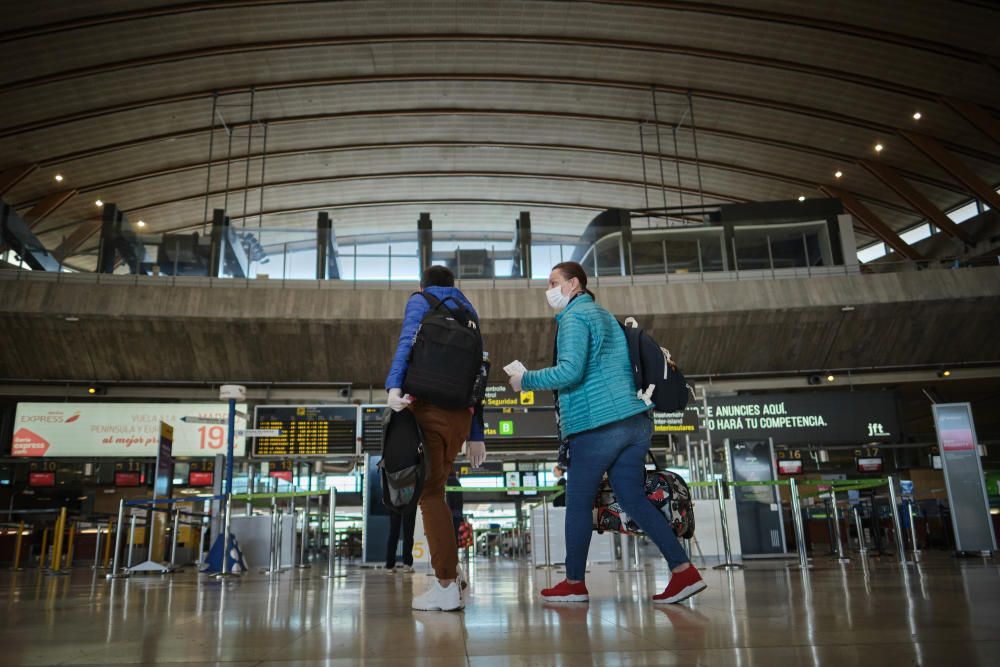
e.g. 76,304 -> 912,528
546,284 -> 571,310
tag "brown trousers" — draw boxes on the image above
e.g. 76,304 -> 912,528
409,400 -> 471,580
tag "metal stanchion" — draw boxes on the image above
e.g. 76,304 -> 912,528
107,500 -> 127,578
289,495 -> 297,566
49,507 -> 68,573
712,479 -> 742,570
829,490 -> 850,563
65,522 -> 77,568
907,500 -> 921,560
789,478 -> 810,570
852,505 -> 868,556
275,509 -> 284,570
169,510 -> 181,567
214,494 -> 237,578
126,511 -> 138,569
535,494 -> 555,570
39,527 -> 49,569
11,521 -> 25,571
297,508 -> 309,569
93,524 -> 105,570
886,476 -> 908,565
632,534 -> 642,568
103,522 -> 113,569
198,521 -> 208,568
266,495 -> 279,574
322,487 -> 343,578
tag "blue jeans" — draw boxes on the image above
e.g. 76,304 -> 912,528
564,412 -> 689,581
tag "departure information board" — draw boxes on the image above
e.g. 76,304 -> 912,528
360,405 -> 387,452
253,405 -> 358,457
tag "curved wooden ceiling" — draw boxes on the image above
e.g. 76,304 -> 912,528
1,0 -> 998,270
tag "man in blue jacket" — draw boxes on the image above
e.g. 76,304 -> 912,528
386,265 -> 487,611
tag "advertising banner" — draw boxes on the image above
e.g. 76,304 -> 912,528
11,403 -> 247,458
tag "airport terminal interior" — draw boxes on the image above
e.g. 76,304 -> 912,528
0,1 -> 999,665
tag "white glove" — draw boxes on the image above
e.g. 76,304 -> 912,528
387,388 -> 412,412
466,441 -> 487,468
509,372 -> 524,393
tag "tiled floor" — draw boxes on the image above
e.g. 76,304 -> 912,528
2,552 -> 998,666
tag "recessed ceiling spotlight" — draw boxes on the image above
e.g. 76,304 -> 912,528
798,195 -> 805,202
137,220 -> 146,228
874,143 -> 884,153
54,174 -> 64,182
912,111 -> 922,120
826,374 -> 835,382
835,170 -> 843,179
95,199 -> 103,207
64,316 -> 80,322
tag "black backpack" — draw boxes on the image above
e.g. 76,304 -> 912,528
619,317 -> 690,413
402,292 -> 485,409
378,408 -> 429,515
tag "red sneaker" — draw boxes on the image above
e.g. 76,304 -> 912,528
540,579 -> 589,602
652,566 -> 706,604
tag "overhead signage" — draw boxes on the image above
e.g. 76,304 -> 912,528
702,392 -> 899,444
483,408 -> 558,441
483,384 -> 554,408
11,403 -> 248,458
653,408 -> 700,433
253,405 -> 358,457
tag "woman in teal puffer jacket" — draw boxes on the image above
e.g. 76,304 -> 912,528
508,261 -> 705,605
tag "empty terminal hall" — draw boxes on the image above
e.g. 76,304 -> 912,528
1,1 -> 999,666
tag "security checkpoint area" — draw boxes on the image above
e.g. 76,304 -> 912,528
1,1 -> 1000,665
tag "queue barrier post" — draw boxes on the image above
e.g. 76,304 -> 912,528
886,476 -> 908,565
908,499 -> 922,560
107,500 -> 128,578
48,507 -> 68,574
103,522 -> 114,568
712,479 -> 742,570
534,491 -> 555,570
213,494 -> 237,578
39,528 -> 49,570
789,478 -> 810,570
11,521 -> 25,571
126,511 -> 138,569
297,507 -> 309,569
322,487 -> 344,579
169,509 -> 181,567
829,490 -> 850,563
65,521 -> 77,568
93,523 -> 105,569
852,505 -> 868,556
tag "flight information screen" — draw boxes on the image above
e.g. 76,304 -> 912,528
252,405 -> 358,456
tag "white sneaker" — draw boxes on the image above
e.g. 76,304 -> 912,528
399,565 -> 415,573
412,581 -> 464,611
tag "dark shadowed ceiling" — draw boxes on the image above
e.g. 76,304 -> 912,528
1,0 -> 998,271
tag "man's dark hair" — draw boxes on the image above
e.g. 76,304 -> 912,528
421,265 -> 455,289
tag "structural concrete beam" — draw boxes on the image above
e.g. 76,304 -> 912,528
901,130 -> 1000,212
858,160 -> 974,245
819,185 -> 924,261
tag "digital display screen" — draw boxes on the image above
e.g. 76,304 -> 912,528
188,471 -> 214,487
360,405 -> 386,452
253,405 -> 358,457
777,459 -> 803,475
857,457 -> 883,473
29,472 -> 55,487
115,471 -> 142,487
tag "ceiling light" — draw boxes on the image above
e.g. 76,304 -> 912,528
64,316 -> 80,322
874,143 -> 884,153
840,305 -> 855,313
87,387 -> 97,395
835,170 -> 843,179
54,174 -> 64,182
798,195 -> 805,202
137,220 -> 146,228
937,369 -> 951,378
912,112 -> 922,120
826,374 -> 835,382
95,199 -> 103,207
